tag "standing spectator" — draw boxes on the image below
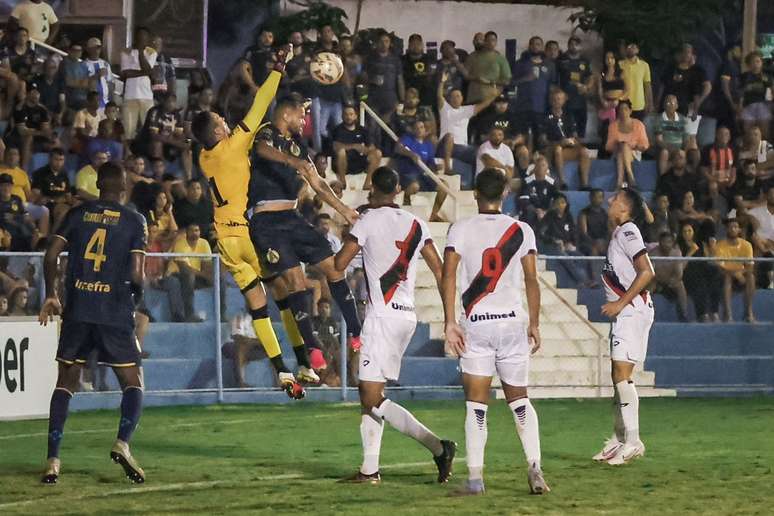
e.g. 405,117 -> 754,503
173,179 -> 214,243
606,100 -> 649,189
134,93 -> 192,180
544,40 -> 561,62
436,40 -> 468,99
150,36 -> 176,104
596,50 -> 626,149
619,42 -> 653,119
656,149 -> 700,208
33,56 -> 66,126
332,104 -> 382,189
120,26 -> 157,141
364,32 -> 404,148
73,90 -> 105,140
512,36 -> 556,141
394,120 -> 446,221
284,31 -> 316,98
74,150 -> 107,201
402,33 -> 436,108
659,44 -> 712,116
163,223 -> 212,323
538,89 -> 591,189
646,194 -> 678,243
653,94 -> 697,176
338,35 -> 362,101
718,43 -> 742,135
578,188 -> 608,281
184,87 -> 214,133
475,126 -> 513,178
650,231 -> 689,321
10,0 -> 59,45
6,83 -> 57,169
187,67 -> 213,109
244,28 -> 275,86
84,37 -> 112,111
4,28 -> 36,80
312,25 -> 345,153
748,185 -> 774,289
700,125 -> 735,192
713,218 -> 756,322
678,222 -> 720,322
62,43 -> 91,110
738,51 -> 772,139
393,87 -> 436,138
465,31 -> 510,104
558,36 -> 592,137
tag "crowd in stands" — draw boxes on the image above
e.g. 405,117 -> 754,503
0,2 -> 772,331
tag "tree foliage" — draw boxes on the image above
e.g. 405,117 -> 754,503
266,1 -> 350,43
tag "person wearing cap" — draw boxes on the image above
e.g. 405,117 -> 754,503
63,42 -> 93,110
0,172 -> 36,251
85,37 -> 113,111
6,81 -> 58,169
619,42 -> 653,120
558,36 -> 592,138
472,93 -> 517,146
10,0 -> 60,45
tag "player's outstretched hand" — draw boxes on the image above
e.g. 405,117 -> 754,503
39,297 -> 62,326
601,300 -> 624,319
343,207 -> 360,226
273,44 -> 294,72
528,324 -> 541,354
444,321 -> 465,357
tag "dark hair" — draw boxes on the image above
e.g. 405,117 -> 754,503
276,92 -> 306,113
372,166 -> 399,195
744,51 -> 763,66
590,188 -> 604,196
528,36 -> 543,45
191,111 -> 215,147
546,40 -> 559,48
568,35 -> 581,45
105,101 -> 118,109
49,148 -> 65,157
658,231 -> 674,241
741,159 -> 756,169
621,187 -> 646,228
485,31 -> 498,39
617,99 -> 633,113
475,168 -> 508,202
408,33 -> 422,43
135,26 -> 151,37
87,90 -> 99,101
724,217 -> 739,227
96,162 -> 123,192
150,157 -> 165,165
186,179 -> 200,188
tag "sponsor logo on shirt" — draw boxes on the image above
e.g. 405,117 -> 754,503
390,302 -> 414,312
469,310 -> 517,323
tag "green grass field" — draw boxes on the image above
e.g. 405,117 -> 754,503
1,398 -> 773,515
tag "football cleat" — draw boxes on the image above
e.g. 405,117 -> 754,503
110,440 -> 145,483
607,440 -> 645,466
433,440 -> 457,483
309,348 -> 327,370
339,470 -> 381,484
527,462 -> 550,495
593,436 -> 623,462
449,478 -> 485,496
279,372 -> 306,400
296,366 -> 320,384
349,335 -> 362,353
40,458 -> 60,484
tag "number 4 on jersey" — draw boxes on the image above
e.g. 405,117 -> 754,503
84,228 -> 108,272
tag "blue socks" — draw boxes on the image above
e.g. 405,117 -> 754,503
47,388 -> 73,459
118,386 -> 143,443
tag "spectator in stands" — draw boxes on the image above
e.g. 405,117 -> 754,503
84,37 -> 112,111
538,192 -> 588,284
620,41 -> 653,119
657,148 -> 701,207
34,57 -> 65,126
6,285 -> 30,315
312,25 -> 346,152
0,294 -> 7,315
678,221 -> 720,322
437,71 -> 496,174
436,40 -> 468,100
332,104 -> 382,190
184,87 -> 214,136
472,93 -> 515,146
713,218 -> 756,322
30,147 -> 69,227
650,231 -> 689,321
465,31 -> 510,104
539,89 -> 591,190
659,44 -> 711,116
732,160 -> 766,207
150,36 -> 176,104
596,50 -> 626,150
393,87 -> 436,138
394,119 -> 446,221
163,223 -> 213,323
738,125 -> 773,180
654,94 -> 698,176
244,28 -> 275,87
103,101 -> 124,141
339,35 -> 362,101
1,145 -> 47,241
748,185 -> 774,289
62,43 -> 92,110
187,67 -> 213,109
146,189 -> 178,249
135,93 -> 193,180
646,193 -> 678,243
74,150 -> 108,201
402,33 -> 436,108
674,190 -> 715,231
121,26 -> 157,141
85,119 -> 123,163
557,36 -> 591,138
227,307 -> 270,388
315,213 -> 342,253
521,154 -> 557,226
544,40 -> 561,62
364,31 -> 404,148
738,51 -> 772,139
704,179 -> 729,226
606,100 -> 649,189
718,43 -> 742,136
313,298 -> 343,387
0,173 -> 34,250
4,28 -> 36,81
512,36 -> 556,143
173,179 -> 214,243
475,126 -> 513,178
578,188 -> 608,282
6,82 -> 57,169
73,90 -> 105,141
700,125 -> 735,192
10,0 -> 59,45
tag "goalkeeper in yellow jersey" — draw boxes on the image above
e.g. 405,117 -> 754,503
192,45 -> 316,399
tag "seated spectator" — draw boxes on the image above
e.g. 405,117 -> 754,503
731,160 -> 765,207
73,90 -> 105,141
103,102 -> 125,141
674,190 -> 714,227
332,104 -> 382,189
678,222 -> 721,322
4,28 -> 36,81
700,125 -> 735,192
173,179 -> 214,243
647,193 -> 678,243
0,173 -> 35,250
737,125 -> 773,180
538,89 -> 591,190
596,50 -> 627,149
578,188 -> 608,282
184,87 -> 214,137
738,51 -> 772,140
729,194 -> 761,243
134,93 -> 193,179
704,179 -> 729,224
712,218 -> 756,322
656,149 -> 700,208
472,93 -> 518,147
748,185 -> 774,288
654,94 -> 698,176
521,154 -> 557,226
5,83 -> 58,169
6,285 -> 30,315
84,37 -> 112,111
537,193 -> 588,284
163,223 -> 212,323
315,213 -> 342,253
0,294 -> 7,315
394,120 -> 447,221
30,148 -> 70,228
312,298 -> 344,387
74,150 -> 108,202
33,57 -> 66,126
85,119 -> 123,163
650,231 -> 689,321
605,100 -> 649,189
437,70 -> 496,174
228,307 -> 271,388
63,43 -> 92,110
393,87 -> 436,138
146,189 -> 178,248
475,126 -> 514,178
0,145 -> 29,202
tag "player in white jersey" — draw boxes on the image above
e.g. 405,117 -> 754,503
334,167 -> 457,485
594,188 -> 655,465
442,168 -> 549,495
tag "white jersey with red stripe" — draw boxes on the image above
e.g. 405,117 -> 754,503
446,213 -> 537,326
349,204 -> 432,321
602,221 -> 650,307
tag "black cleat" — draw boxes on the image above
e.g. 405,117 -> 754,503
338,470 -> 381,484
41,458 -> 60,484
110,440 -> 145,484
433,440 -> 457,483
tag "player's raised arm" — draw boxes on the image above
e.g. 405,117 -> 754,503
521,251 -> 541,354
240,46 -> 292,138
335,235 -> 362,272
441,247 -> 464,355
296,158 -> 359,225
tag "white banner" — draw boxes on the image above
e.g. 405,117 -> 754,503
0,317 -> 58,420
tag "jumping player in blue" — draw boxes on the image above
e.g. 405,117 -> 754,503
38,162 -> 148,484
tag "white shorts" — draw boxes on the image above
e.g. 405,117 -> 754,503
610,300 -> 654,364
358,316 -> 417,383
460,320 -> 530,386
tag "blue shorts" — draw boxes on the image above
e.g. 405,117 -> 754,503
56,319 -> 141,367
395,157 -> 437,191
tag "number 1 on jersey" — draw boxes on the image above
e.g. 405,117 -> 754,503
84,228 -> 107,272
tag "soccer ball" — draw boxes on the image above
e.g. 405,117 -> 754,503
310,52 -> 344,85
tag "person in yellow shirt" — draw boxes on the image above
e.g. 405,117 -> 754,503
192,44 -> 313,397
620,42 -> 653,120
163,224 -> 213,323
713,218 -> 756,322
75,150 -> 108,201
0,146 -> 31,202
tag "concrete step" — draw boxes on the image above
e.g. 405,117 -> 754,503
496,386 -> 677,399
529,369 -> 655,387
540,338 -> 604,357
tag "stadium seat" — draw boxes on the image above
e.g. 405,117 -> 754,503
696,116 -> 717,148
30,152 -> 49,172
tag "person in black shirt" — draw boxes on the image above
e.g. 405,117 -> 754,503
732,160 -> 765,206
332,104 -> 383,189
173,179 -> 214,243
244,28 -> 275,86
364,32 -> 404,119
739,51 -> 773,139
538,89 -> 591,190
31,148 -> 71,227
134,93 -> 193,179
655,149 -> 700,208
393,87 -> 436,138
38,162 -> 148,485
435,40 -> 468,99
659,44 -> 711,116
3,27 -> 37,81
402,33 -> 436,108
0,173 -> 34,250
578,188 -> 608,283
5,83 -> 58,169
521,154 -> 558,227
284,31 -> 318,99
718,43 -> 742,136
33,56 -> 66,126
312,25 -> 346,153
538,193 -> 588,283
557,36 -> 592,137
472,94 -> 518,146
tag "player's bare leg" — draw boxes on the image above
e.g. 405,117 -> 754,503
312,256 -> 362,351
606,360 -> 645,466
111,366 -> 146,483
41,362 -> 81,484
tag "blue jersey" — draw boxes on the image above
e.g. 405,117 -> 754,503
55,201 -> 147,329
